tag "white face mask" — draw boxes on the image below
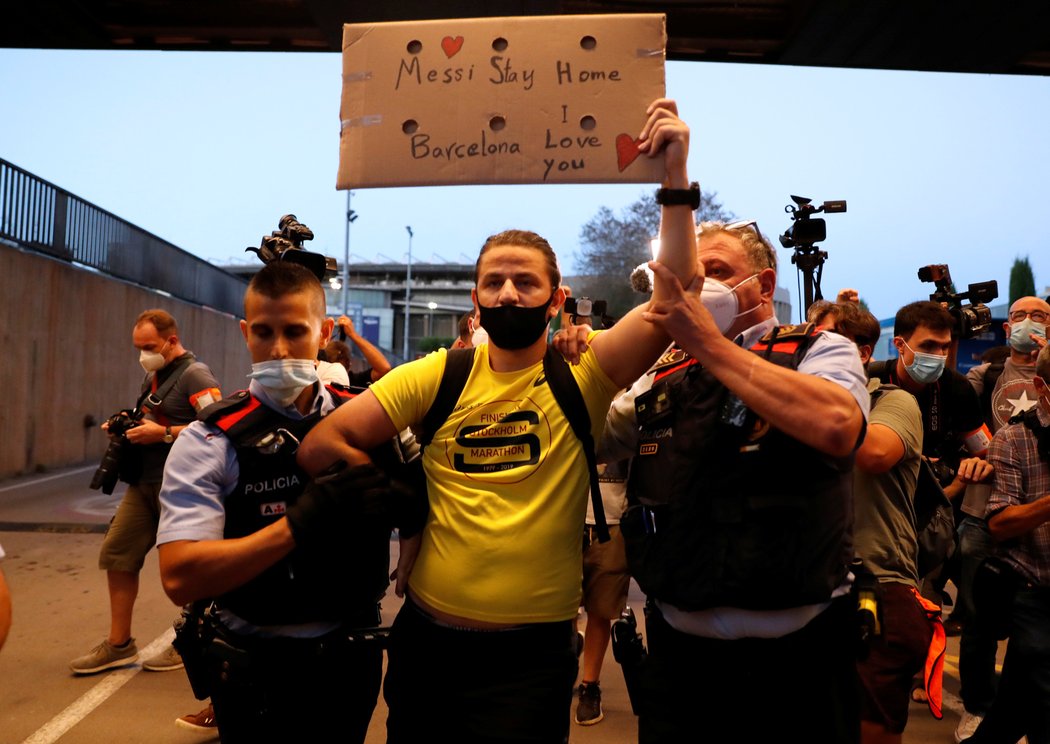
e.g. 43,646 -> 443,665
470,322 -> 489,347
248,359 -> 319,407
700,274 -> 761,334
139,340 -> 169,373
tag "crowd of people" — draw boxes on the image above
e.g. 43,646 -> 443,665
3,96 -> 1046,744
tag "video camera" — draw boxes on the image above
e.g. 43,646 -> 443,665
779,195 -> 847,251
780,195 -> 846,320
246,214 -> 338,281
564,296 -> 615,328
89,408 -> 144,495
917,263 -> 998,339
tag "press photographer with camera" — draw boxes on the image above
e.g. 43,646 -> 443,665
954,294 -> 1049,741
71,310 -> 221,675
867,300 -> 993,506
963,343 -> 1050,743
813,301 -> 941,742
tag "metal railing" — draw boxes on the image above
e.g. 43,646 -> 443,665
0,158 -> 246,316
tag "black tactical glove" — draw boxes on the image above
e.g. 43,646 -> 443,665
286,462 -> 392,547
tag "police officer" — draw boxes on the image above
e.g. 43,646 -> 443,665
71,309 -> 220,674
156,262 -> 409,743
601,221 -> 870,743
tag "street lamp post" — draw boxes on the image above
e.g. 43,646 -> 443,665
403,226 -> 413,361
426,301 -> 437,338
342,191 -> 357,316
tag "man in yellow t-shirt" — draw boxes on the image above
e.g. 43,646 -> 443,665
298,97 -> 698,744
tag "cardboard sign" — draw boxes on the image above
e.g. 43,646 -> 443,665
337,14 -> 667,189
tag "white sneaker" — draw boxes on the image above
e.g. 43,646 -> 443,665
954,711 -> 984,742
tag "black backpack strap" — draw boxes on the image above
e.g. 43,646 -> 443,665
543,346 -> 609,543
418,348 -> 475,448
979,361 -> 1006,425
866,360 -> 892,384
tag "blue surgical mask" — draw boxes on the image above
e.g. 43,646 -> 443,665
902,341 -> 946,384
248,359 -> 318,407
1009,317 -> 1047,354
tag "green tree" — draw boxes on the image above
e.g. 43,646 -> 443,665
1009,256 -> 1037,304
573,190 -> 734,318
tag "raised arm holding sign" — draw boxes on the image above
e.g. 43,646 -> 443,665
300,91 -> 695,744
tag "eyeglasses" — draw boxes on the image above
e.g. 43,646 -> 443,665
1009,309 -> 1049,323
724,219 -> 762,237
698,219 -> 761,237
700,220 -> 776,270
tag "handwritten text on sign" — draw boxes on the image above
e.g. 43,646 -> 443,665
337,14 -> 666,188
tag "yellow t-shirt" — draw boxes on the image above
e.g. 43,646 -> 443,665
370,341 -> 620,623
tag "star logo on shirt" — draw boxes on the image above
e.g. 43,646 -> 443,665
1007,389 -> 1039,417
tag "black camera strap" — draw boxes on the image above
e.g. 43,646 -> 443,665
1016,407 -> 1050,462
135,356 -> 195,416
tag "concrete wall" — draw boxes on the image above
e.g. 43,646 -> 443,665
0,244 -> 250,480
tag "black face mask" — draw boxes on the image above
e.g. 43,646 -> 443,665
477,296 -> 554,350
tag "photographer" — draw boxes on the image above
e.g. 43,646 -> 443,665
955,295 -> 1049,740
964,344 -> 1050,743
70,310 -> 220,675
334,314 -> 392,385
815,301 -> 937,744
867,302 -> 993,532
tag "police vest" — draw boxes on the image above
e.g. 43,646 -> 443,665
622,324 -> 855,611
203,387 -> 390,626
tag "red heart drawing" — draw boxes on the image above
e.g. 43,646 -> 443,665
615,134 -> 643,172
441,35 -> 464,58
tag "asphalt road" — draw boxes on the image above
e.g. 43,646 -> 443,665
0,464 -> 1002,743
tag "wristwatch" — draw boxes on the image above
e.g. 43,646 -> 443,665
163,426 -> 174,444
655,181 -> 701,210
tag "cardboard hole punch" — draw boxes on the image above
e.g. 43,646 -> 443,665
580,35 -> 597,50
492,36 -> 508,52
580,115 -> 596,131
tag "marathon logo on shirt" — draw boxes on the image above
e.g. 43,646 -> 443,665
244,475 -> 301,495
258,501 -> 288,516
449,400 -> 552,481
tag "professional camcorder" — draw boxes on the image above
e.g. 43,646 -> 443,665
246,214 -> 338,280
779,195 -> 847,251
917,263 -> 998,339
89,408 -> 144,495
780,195 -> 847,320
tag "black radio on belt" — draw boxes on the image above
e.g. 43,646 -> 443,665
635,381 -> 672,427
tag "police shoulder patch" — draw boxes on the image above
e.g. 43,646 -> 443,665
650,347 -> 689,374
758,322 -> 816,343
